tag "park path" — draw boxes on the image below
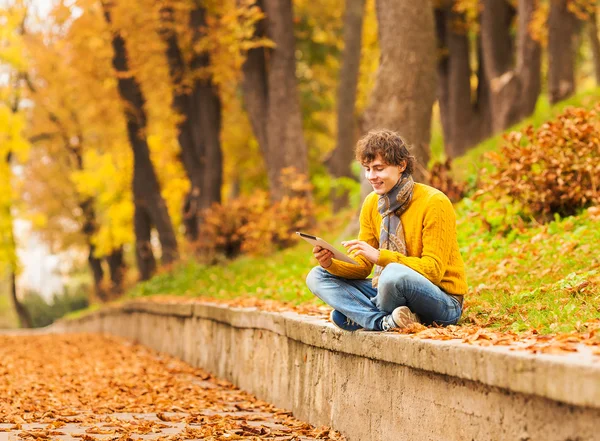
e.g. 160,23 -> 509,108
0,333 -> 345,441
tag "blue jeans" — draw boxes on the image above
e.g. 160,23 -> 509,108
305,263 -> 462,331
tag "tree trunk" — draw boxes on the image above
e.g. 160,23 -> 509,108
106,246 -> 125,296
478,0 -> 540,132
10,271 -> 32,328
80,198 -> 108,302
242,0 -> 309,201
158,4 -> 204,241
548,0 -> 577,104
436,6 -> 492,158
102,2 -> 179,269
327,0 -> 365,211
5,152 -> 32,328
588,12 -> 600,85
480,0 -> 519,132
134,204 -> 156,281
361,0 -> 437,182
193,84 -> 222,212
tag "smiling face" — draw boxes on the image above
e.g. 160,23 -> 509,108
363,155 -> 406,195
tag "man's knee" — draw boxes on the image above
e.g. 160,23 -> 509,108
306,266 -> 328,293
378,263 -> 413,292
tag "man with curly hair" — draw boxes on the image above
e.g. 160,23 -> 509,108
306,129 -> 467,331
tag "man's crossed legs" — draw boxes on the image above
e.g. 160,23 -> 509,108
306,263 -> 462,331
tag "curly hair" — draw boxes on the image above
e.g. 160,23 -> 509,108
355,129 -> 415,176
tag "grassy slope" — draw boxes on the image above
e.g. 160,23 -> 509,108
123,89 -> 600,334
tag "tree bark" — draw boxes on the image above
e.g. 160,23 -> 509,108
134,204 -> 156,281
361,0 -> 437,182
479,0 -> 540,132
588,12 -> 600,86
548,0 -> 578,104
10,271 -> 32,328
5,153 -> 32,328
102,2 -> 179,270
328,0 -> 365,212
480,0 -> 518,132
514,0 -> 542,117
242,0 -> 309,201
106,246 -> 126,296
80,197 -> 108,302
158,4 -> 203,241
436,6 -> 492,158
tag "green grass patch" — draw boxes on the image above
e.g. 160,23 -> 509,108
456,203 -> 600,333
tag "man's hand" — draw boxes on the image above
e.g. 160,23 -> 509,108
342,240 -> 380,264
313,246 -> 333,269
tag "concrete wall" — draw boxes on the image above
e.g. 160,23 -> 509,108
54,301 -> 600,441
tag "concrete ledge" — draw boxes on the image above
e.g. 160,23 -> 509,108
54,300 -> 600,441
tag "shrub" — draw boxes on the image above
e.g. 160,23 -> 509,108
22,286 -> 89,328
198,168 -> 313,260
477,106 -> 600,222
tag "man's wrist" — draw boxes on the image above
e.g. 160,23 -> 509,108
322,260 -> 332,269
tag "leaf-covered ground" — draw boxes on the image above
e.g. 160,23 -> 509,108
0,333 -> 345,440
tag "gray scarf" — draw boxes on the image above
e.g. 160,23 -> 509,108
372,174 -> 414,288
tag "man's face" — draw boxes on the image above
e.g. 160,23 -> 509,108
363,155 -> 406,195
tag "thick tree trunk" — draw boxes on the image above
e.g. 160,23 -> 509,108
514,0 -> 542,117
158,4 -> 203,241
242,0 -> 309,201
480,0 -> 514,81
479,0 -> 540,132
361,0 -> 437,182
588,12 -> 600,85
188,7 -> 223,222
328,0 -> 365,212
436,6 -> 492,158
190,73 -> 222,212
134,204 -> 156,281
548,0 -> 577,104
102,3 -> 179,269
106,246 -> 125,296
480,0 -> 519,132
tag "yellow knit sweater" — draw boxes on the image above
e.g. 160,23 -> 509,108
327,183 -> 468,296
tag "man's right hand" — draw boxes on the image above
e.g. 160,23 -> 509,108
313,246 -> 333,269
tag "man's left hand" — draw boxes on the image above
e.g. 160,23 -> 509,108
342,240 -> 380,264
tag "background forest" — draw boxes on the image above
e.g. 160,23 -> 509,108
1,0 -> 599,329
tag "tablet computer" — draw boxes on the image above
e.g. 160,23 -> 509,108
296,232 -> 359,265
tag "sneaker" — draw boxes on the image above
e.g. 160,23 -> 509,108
380,306 -> 420,331
329,310 -> 362,332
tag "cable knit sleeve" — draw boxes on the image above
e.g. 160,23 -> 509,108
377,193 -> 455,285
325,193 -> 377,279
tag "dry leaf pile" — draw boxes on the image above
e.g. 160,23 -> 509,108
392,320 -> 600,356
0,334 -> 345,440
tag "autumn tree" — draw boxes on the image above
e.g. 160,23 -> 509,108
327,0 -> 365,211
480,0 -> 541,133
435,3 -> 492,158
156,1 -> 223,241
101,0 -> 179,279
361,0 -> 437,182
242,0 -> 309,201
